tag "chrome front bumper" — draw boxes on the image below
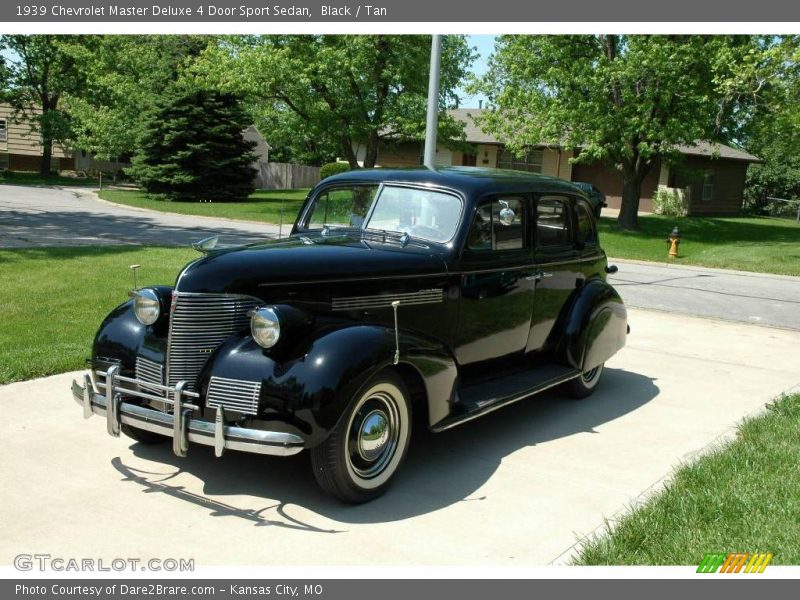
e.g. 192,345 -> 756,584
71,365 -> 304,457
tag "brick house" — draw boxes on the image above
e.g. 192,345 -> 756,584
353,108 -> 762,215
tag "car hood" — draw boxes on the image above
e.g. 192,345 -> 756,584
175,232 -> 450,295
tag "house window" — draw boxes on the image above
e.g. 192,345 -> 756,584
497,147 -> 544,173
702,170 -> 715,202
0,119 -> 6,142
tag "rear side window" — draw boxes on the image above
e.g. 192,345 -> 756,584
467,197 -> 525,251
575,201 -> 598,247
536,196 -> 573,248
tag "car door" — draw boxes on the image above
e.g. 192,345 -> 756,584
454,195 -> 537,369
526,194 -> 585,353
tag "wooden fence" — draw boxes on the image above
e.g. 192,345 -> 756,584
255,162 -> 321,190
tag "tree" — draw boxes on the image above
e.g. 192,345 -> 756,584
741,37 -> 800,210
1,35 -> 87,175
63,35 -> 212,162
192,35 -> 476,167
476,35 -> 764,230
127,90 -> 257,202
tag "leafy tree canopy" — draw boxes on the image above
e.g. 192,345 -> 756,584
190,35 -> 476,167
475,35 -> 775,229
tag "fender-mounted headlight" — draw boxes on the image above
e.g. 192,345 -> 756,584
131,288 -> 161,326
251,306 -> 281,349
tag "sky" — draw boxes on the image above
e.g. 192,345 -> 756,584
457,34 -> 497,108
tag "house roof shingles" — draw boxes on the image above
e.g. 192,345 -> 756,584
447,108 -> 761,163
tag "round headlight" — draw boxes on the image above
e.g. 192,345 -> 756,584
251,307 -> 281,349
132,288 -> 161,326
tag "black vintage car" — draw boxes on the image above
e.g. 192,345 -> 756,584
71,167 -> 628,503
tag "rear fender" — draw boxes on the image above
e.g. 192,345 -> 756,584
560,278 -> 627,371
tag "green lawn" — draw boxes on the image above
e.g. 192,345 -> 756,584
599,214 -> 800,276
0,245 -> 195,385
98,188 -> 309,225
1,171 -> 100,187
574,393 -> 800,565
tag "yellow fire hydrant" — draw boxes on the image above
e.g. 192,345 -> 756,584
667,226 -> 681,258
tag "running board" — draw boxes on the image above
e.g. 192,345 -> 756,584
431,365 -> 581,432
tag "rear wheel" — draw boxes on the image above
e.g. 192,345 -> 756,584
564,363 -> 604,399
121,424 -> 167,444
311,371 -> 412,503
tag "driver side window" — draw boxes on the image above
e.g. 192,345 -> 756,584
467,197 -> 525,251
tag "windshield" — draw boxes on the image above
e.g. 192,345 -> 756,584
303,184 -> 462,243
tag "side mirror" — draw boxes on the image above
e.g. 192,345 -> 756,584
605,264 -> 618,274
498,201 -> 516,226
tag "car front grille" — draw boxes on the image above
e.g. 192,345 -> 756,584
167,293 -> 261,392
206,376 -> 262,415
135,355 -> 165,397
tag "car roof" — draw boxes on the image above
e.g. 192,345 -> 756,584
321,166 -> 586,198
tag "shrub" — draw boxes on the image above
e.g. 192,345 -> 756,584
320,162 -> 352,179
127,90 -> 257,202
652,186 -> 688,217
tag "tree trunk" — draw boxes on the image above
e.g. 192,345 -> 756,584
363,131 -> 380,169
40,137 -> 53,177
617,172 -> 643,230
340,137 -> 360,169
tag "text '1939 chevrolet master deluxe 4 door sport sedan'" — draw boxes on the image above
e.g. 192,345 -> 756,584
71,167 -> 628,503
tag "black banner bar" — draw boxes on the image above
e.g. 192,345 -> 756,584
3,0 -> 800,22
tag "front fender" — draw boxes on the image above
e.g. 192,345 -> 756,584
202,324 -> 458,447
560,278 -> 627,371
92,285 -> 174,375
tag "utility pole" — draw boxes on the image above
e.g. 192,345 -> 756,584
423,35 -> 442,169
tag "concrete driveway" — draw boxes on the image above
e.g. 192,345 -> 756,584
0,184 -> 280,248
2,307 -> 798,566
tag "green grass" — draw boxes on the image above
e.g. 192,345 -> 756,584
573,393 -> 800,565
98,188 -> 309,224
0,171 -> 100,187
0,245 -> 196,385
599,214 -> 800,276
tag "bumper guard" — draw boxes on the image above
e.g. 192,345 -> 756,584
71,365 -> 304,457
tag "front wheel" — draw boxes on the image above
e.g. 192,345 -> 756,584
311,371 -> 412,503
564,363 -> 604,399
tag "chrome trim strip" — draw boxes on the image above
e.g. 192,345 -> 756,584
332,288 -> 443,312
71,378 -> 304,457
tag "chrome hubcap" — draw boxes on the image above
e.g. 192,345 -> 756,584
348,391 -> 400,480
358,410 -> 390,461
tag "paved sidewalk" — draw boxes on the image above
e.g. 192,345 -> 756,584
2,308 -> 798,565
0,184 -> 280,248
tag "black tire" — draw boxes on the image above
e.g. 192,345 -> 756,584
564,363 -> 604,400
311,371 -> 412,503
121,424 -> 167,445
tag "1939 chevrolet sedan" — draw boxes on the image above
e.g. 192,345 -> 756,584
71,167 -> 628,503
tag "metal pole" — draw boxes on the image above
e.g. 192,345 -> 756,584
423,35 -> 443,169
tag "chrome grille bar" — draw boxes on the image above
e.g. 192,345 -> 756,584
135,356 -> 164,396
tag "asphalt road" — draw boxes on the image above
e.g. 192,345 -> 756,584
0,184 -> 280,248
2,308 -> 798,565
608,259 -> 800,331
